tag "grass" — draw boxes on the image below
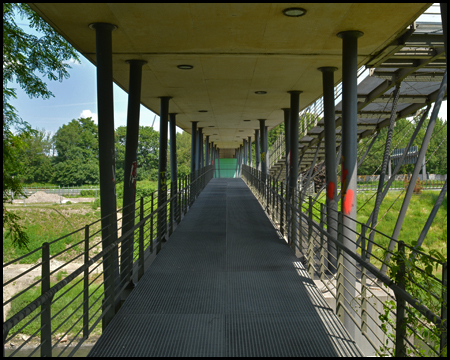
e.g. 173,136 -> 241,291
3,203 -> 102,264
308,190 -> 447,269
8,272 -> 103,338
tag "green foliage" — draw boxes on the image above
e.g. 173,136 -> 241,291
174,131 -> 192,178
115,125 -> 160,182
3,207 -> 89,264
377,243 -> 447,357
16,128 -> 54,184
53,117 -> 99,186
3,3 -> 80,249
91,198 -> 101,210
358,116 -> 447,176
80,189 -> 96,197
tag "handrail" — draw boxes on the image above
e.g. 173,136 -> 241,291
3,166 -> 214,357
241,164 -> 447,357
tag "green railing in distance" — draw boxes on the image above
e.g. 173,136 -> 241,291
215,158 -> 238,178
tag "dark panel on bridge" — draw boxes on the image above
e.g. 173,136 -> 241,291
88,178 -> 362,357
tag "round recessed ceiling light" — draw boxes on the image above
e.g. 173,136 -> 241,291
177,64 -> 193,70
254,91 -> 267,94
283,8 -> 306,17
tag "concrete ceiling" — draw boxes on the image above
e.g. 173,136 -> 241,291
29,3 -> 431,149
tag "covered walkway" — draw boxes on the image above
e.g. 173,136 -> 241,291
88,178 -> 362,357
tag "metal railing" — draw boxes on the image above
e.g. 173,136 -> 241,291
3,165 -> 214,357
357,179 -> 446,192
242,164 -> 447,357
12,186 -> 100,199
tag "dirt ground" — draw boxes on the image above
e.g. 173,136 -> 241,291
11,191 -> 95,204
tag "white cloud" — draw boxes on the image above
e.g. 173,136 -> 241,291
63,58 -> 81,66
80,109 -> 98,124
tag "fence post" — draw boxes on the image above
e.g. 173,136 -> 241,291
83,225 -> 89,339
178,178 -> 181,223
440,261 -> 447,356
395,241 -> 406,357
360,224 -> 368,339
319,203 -> 325,282
41,242 -> 52,357
280,182 -> 284,236
169,181 -> 174,237
150,192 -> 154,253
336,212 -> 345,323
138,197 -> 144,281
308,196 -> 314,278
272,177 -> 275,222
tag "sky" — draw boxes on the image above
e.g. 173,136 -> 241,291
7,5 -> 446,138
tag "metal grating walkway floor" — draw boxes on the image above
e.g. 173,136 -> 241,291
88,178 -> 363,357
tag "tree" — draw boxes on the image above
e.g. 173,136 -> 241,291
3,3 -> 80,248
53,117 -> 99,186
17,128 -> 54,183
174,131 -> 191,178
115,125 -> 160,183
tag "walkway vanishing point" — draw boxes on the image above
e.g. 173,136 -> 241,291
88,178 -> 362,357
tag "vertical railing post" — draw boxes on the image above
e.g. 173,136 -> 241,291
395,241 -> 406,356
83,225 -> 89,339
169,180 -> 174,236
184,175 -> 188,214
336,212 -> 345,322
272,177 -> 275,221
138,197 -> 144,281
319,203 -> 325,282
307,196 -> 314,278
440,261 -> 447,356
41,242 -> 52,357
177,178 -> 181,223
150,192 -> 154,253
360,224 -> 368,338
280,182 -> 284,236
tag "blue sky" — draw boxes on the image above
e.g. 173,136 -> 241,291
8,6 -> 447,137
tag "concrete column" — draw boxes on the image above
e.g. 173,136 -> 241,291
205,135 -> 210,166
121,59 -> 147,288
191,122 -> 197,173
259,120 -> 266,174
239,145 -> 243,175
337,30 -> 363,339
288,90 -> 302,253
157,96 -> 171,253
195,129 -> 200,171
169,113 -> 178,183
169,113 -> 178,226
255,129 -> 260,170
288,91 -> 302,194
243,139 -> 248,165
248,136 -> 252,167
319,67 -> 338,274
265,126 -> 269,171
197,128 -> 203,170
90,22 -> 119,328
282,108 -> 290,184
